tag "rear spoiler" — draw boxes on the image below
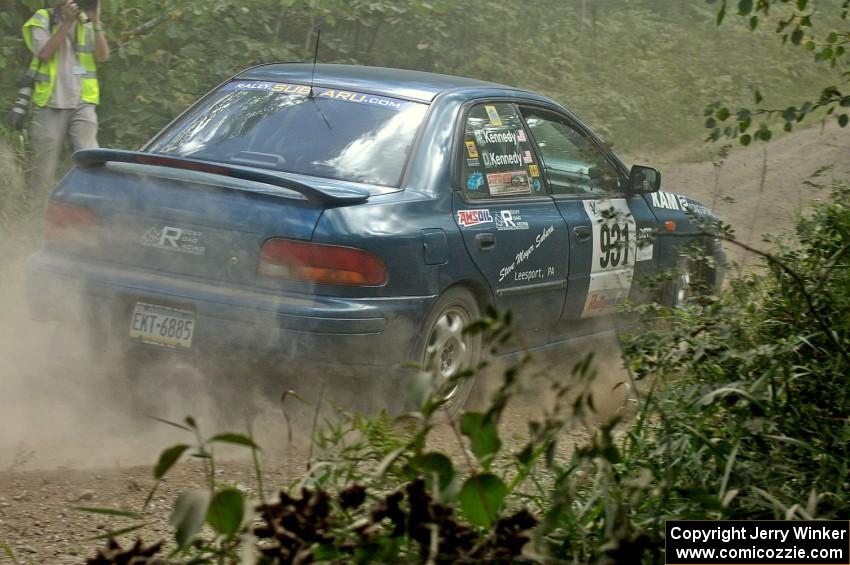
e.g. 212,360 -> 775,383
73,149 -> 370,206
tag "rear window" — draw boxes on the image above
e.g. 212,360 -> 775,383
459,102 -> 543,200
147,81 -> 429,187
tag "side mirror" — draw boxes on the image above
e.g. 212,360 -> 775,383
628,165 -> 661,193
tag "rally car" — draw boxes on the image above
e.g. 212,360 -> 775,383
28,63 -> 725,411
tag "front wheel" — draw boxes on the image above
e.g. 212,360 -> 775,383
414,288 -> 482,415
664,252 -> 710,308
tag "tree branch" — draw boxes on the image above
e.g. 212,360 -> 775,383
115,15 -> 167,48
661,230 -> 850,367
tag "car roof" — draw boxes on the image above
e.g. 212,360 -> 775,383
236,63 -> 523,103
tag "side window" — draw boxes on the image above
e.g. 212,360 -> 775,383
520,108 -> 623,196
459,102 -> 544,200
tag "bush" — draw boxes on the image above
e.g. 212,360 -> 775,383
29,181 -> 850,564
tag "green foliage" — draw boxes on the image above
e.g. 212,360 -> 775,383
79,182 -> 850,563
707,0 -> 850,143
0,0 -> 836,160
460,411 -> 501,467
170,489 -> 212,551
153,443 -> 190,480
458,473 -> 507,528
625,212 -> 849,525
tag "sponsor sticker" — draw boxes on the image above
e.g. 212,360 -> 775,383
457,208 -> 493,227
516,129 -> 527,142
140,225 -> 206,256
465,140 -> 479,158
532,178 -> 542,192
513,267 -> 555,283
582,270 -> 634,317
498,224 -> 555,283
685,201 -> 718,219
483,151 -> 523,169
474,128 -> 517,145
467,171 -> 484,191
636,227 -> 654,261
224,81 -> 408,111
523,150 -> 533,164
487,171 -> 532,196
495,209 -> 530,231
484,105 -> 502,126
650,190 -> 689,211
467,158 -> 480,168
528,164 -> 540,177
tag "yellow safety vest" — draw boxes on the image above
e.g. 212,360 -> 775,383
22,9 -> 99,107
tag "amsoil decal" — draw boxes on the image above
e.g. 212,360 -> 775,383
457,209 -> 493,227
141,226 -> 206,256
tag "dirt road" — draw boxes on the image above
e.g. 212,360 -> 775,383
1,125 -> 848,563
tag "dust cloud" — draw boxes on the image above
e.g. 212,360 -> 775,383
0,129 -> 686,476
0,269 -> 299,471
0,191 -> 300,472
0,234 -> 634,474
481,330 -> 637,429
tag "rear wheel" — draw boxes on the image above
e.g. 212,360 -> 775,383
415,288 -> 482,415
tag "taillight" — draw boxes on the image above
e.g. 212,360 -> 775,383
258,239 -> 388,286
45,200 -> 99,249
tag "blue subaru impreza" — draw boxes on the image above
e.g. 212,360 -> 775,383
28,63 -> 724,411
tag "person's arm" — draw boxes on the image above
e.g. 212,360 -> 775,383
34,1 -> 77,62
88,2 -> 110,62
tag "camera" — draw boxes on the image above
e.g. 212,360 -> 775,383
76,0 -> 99,12
6,77 -> 34,131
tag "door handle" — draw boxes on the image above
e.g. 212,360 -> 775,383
573,226 -> 592,241
475,233 -> 496,251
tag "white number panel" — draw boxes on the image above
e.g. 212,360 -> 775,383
581,198 -> 637,317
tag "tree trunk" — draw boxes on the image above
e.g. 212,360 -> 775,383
581,0 -> 587,34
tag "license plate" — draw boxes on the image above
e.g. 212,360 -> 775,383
129,302 -> 195,349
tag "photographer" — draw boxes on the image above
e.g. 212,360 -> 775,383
22,0 -> 109,193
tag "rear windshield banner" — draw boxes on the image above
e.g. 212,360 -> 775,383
223,81 -> 411,112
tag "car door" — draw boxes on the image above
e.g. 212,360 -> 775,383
452,101 -> 569,348
517,106 -> 659,336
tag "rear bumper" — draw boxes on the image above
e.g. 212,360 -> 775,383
27,251 -> 434,368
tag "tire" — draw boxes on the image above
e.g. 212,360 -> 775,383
664,252 -> 708,308
411,287 -> 483,416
